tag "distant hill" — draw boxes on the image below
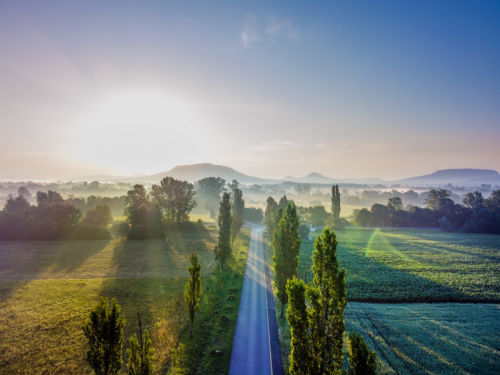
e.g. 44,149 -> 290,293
116,163 -> 278,184
394,169 -> 500,185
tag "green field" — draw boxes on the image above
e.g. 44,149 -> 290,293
0,229 -> 250,375
269,228 -> 500,374
277,303 -> 500,375
298,228 -> 500,302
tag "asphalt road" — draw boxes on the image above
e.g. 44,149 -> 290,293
229,225 -> 284,375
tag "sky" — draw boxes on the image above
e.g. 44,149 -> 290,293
0,0 -> 499,181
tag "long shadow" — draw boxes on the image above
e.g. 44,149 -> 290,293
95,229 -> 217,372
0,238 -> 111,304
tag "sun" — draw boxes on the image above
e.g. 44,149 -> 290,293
73,89 -> 209,174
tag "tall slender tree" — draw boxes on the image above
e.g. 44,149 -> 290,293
331,185 -> 341,222
286,278 -> 312,375
231,188 -> 245,243
286,227 -> 350,375
214,192 -> 232,270
347,332 -> 377,375
265,196 -> 278,237
185,252 -> 201,338
82,297 -> 126,375
127,328 -> 155,375
273,202 -> 301,318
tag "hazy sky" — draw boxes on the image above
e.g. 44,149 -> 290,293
1,0 -> 499,180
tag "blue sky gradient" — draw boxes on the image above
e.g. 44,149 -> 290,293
0,1 -> 499,179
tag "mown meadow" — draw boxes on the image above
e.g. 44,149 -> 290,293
269,228 -> 500,375
0,228 -> 250,375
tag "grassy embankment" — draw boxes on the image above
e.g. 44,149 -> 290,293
0,227 -> 250,375
267,228 -> 500,375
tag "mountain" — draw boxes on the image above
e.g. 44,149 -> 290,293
394,169 -> 500,185
282,172 -> 386,185
116,163 -> 279,184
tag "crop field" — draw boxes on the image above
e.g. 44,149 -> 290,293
277,303 -> 500,375
269,228 -> 500,374
0,229 -> 250,375
298,228 -> 500,302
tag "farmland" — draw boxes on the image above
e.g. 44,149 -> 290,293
270,228 -> 500,374
0,228 -> 250,375
298,228 -> 500,302
277,302 -> 500,375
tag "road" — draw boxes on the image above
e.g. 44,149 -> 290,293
229,225 -> 284,375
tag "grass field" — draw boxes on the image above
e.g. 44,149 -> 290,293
0,228 -> 250,375
268,227 -> 500,374
299,228 -> 500,302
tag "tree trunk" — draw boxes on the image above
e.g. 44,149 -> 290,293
190,320 -> 193,338
280,304 -> 284,318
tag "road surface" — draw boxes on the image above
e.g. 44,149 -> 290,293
229,225 -> 284,375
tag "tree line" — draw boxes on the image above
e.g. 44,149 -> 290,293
352,189 -> 500,234
265,186 -> 377,374
0,188 -> 112,240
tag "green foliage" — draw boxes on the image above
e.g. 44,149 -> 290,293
462,191 -> 484,209
63,223 -> 112,240
425,189 -> 454,211
244,207 -> 264,223
352,208 -> 371,227
331,185 -> 341,222
347,332 -> 377,375
170,343 -> 185,374
185,252 -> 202,338
153,177 -> 197,223
298,224 -> 310,239
214,192 -> 232,270
286,227 -> 348,375
265,196 -> 278,237
196,177 -> 226,218
164,220 -> 206,232
231,188 -> 245,244
298,205 -> 330,226
286,278 -> 312,375
273,202 -> 301,317
82,297 -> 126,375
127,330 -> 155,375
124,185 -> 164,240
83,204 -> 113,227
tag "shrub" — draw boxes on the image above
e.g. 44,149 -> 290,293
127,225 -> 164,240
164,220 -> 206,232
62,224 -> 112,240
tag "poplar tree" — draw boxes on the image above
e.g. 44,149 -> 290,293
347,332 -> 377,375
273,202 -> 301,318
286,227 -> 348,375
265,196 -> 278,237
214,192 -> 232,270
331,185 -> 341,222
231,188 -> 245,244
127,330 -> 155,375
82,297 -> 126,375
185,252 -> 202,338
286,278 -> 312,375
